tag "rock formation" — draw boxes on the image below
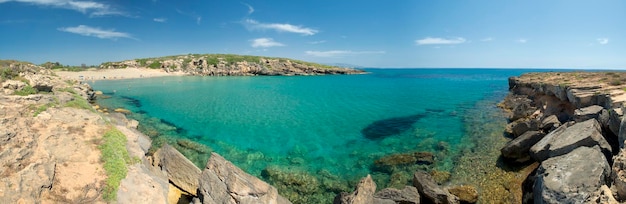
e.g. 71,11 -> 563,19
499,72 -> 626,203
199,152 -> 291,204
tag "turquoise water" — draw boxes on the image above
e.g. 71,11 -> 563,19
90,68 -> 534,201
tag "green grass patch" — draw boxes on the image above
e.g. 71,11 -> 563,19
99,128 -> 131,201
13,85 -> 38,96
33,102 -> 58,117
64,93 -> 93,111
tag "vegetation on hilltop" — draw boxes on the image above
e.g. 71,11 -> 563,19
101,54 -> 338,70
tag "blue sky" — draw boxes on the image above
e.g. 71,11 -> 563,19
1,0 -> 625,68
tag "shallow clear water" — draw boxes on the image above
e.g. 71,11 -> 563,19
90,68 -> 535,201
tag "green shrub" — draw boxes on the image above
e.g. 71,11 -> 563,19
148,62 -> 162,69
99,128 -> 131,201
14,85 -> 38,96
1,67 -> 18,80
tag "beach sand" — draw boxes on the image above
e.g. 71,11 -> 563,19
55,68 -> 185,81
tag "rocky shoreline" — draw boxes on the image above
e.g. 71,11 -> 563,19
7,61 -> 626,204
498,72 -> 626,203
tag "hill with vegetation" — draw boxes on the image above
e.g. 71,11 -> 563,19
100,54 -> 365,76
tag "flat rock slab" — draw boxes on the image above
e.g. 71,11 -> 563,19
574,105 -> 604,122
501,131 -> 545,162
529,119 -> 611,162
534,146 -> 610,203
373,186 -> 420,204
154,144 -> 202,195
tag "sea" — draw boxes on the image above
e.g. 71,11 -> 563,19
89,68 -> 553,203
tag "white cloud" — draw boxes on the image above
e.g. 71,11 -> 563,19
153,18 -> 166,23
244,19 -> 318,36
597,38 -> 609,45
309,40 -> 326,44
58,25 -> 132,40
250,38 -> 285,48
243,3 -> 254,14
518,38 -> 527,43
196,16 -> 202,25
0,0 -> 125,17
415,37 -> 466,45
305,50 -> 386,57
481,37 -> 493,42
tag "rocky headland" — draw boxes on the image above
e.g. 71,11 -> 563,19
99,54 -> 365,77
499,72 -> 626,203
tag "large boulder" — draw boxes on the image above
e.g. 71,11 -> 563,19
199,152 -> 291,204
574,105 -> 604,122
539,115 -> 561,132
501,131 -> 545,162
413,171 -> 458,204
154,144 -> 202,195
373,186 -> 420,204
529,119 -> 611,162
24,73 -> 54,92
534,146 -> 610,203
507,117 -> 541,137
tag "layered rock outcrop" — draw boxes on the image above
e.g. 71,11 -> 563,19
499,72 -> 626,203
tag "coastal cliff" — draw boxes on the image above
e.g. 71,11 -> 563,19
100,54 -> 365,76
499,72 -> 626,203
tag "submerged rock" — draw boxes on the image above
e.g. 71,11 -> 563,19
361,114 -> 426,140
374,152 -> 434,168
447,185 -> 478,204
534,146 -> 610,204
199,153 -> 291,204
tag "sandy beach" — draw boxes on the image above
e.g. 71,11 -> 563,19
55,68 -> 185,81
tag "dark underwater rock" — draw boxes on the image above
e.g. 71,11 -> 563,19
374,152 -> 434,171
362,114 -> 426,140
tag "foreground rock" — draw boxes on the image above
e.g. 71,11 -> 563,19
334,174 -> 419,204
612,149 -> 626,200
199,152 -> 291,204
534,146 -> 610,203
413,171 -> 458,204
373,186 -> 420,204
154,144 -> 202,195
529,118 -> 611,162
